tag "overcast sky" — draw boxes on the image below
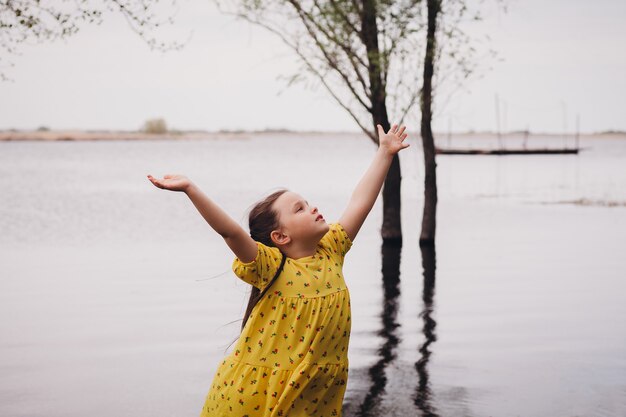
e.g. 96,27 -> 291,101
1,0 -> 624,133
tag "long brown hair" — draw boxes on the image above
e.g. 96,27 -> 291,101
240,188 -> 289,332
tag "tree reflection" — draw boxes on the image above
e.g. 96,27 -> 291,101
357,240 -> 402,416
414,243 -> 439,416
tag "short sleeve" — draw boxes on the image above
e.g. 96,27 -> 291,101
232,241 -> 282,290
320,222 -> 353,262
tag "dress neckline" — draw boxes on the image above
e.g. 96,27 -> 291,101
290,245 -> 322,263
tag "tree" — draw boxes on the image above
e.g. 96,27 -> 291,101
216,0 -> 494,244
418,0 -> 497,244
216,0 -> 426,242
0,0 -> 184,81
419,0 -> 439,245
143,117 -> 168,134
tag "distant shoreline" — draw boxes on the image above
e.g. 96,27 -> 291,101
1,129 -> 625,142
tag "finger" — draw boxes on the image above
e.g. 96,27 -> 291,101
397,126 -> 406,136
391,124 -> 398,133
377,124 -> 384,137
400,133 -> 408,140
164,174 -> 173,179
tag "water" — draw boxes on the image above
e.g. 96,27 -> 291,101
1,133 -> 625,416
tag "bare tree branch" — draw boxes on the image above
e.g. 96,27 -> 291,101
228,9 -> 377,142
0,0 -> 187,81
287,0 -> 372,111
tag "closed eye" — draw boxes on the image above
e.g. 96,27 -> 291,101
295,200 -> 308,212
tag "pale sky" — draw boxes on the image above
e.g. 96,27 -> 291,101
1,0 -> 624,133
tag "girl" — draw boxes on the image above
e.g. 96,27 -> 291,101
147,124 -> 409,416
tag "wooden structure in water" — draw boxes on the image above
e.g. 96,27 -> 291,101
437,96 -> 585,156
436,147 -> 581,155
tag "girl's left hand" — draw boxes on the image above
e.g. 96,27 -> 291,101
377,124 -> 409,155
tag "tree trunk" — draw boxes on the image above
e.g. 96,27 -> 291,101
362,0 -> 402,243
419,0 -> 440,246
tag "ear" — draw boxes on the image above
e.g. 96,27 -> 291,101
270,229 -> 291,246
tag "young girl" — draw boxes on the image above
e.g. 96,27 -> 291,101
147,124 -> 409,416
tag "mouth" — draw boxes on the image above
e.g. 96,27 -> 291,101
316,214 -> 324,222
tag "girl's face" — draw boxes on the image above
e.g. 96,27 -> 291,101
272,191 -> 329,245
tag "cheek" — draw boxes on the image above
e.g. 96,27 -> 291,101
294,216 -> 310,230
283,215 -> 299,229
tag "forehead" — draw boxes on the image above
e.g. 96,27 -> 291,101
275,191 -> 307,211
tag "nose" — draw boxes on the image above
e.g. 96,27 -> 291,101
311,206 -> 318,214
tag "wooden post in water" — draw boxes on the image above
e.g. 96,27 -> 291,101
495,94 -> 502,150
503,100 -> 508,140
523,125 -> 529,150
576,114 -> 580,150
561,101 -> 568,148
447,117 -> 451,149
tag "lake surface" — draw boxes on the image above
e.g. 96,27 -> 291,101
1,133 -> 625,417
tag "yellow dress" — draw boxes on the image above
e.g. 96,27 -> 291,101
200,222 -> 353,417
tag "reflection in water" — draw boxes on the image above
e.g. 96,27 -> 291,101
357,241 -> 402,416
414,243 -> 439,417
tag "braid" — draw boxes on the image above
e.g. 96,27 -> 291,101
240,188 -> 289,331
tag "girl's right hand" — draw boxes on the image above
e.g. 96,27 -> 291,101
147,174 -> 191,192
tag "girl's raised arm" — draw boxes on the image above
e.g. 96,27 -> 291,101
147,174 -> 258,263
338,124 -> 409,242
